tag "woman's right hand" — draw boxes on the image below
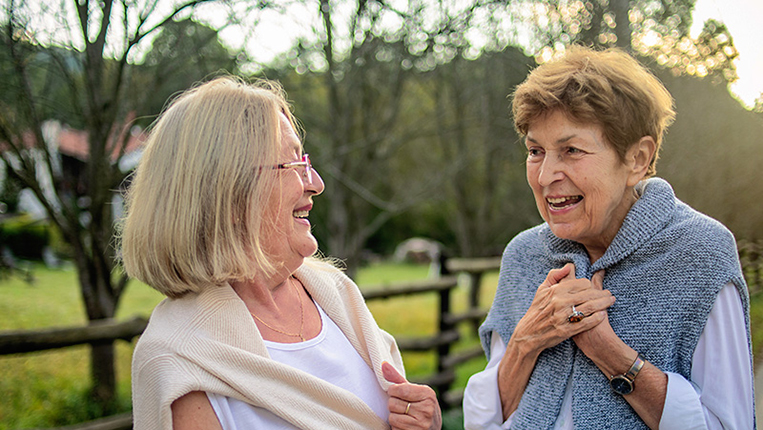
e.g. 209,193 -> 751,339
496,263 -> 614,419
511,263 -> 613,354
383,362 -> 442,430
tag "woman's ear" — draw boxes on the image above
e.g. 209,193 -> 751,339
626,136 -> 656,186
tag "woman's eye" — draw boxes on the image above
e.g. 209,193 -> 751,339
527,148 -> 543,157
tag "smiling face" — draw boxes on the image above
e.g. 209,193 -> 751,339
525,110 -> 649,262
260,113 -> 324,273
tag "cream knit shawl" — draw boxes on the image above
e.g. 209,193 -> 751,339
131,259 -> 404,430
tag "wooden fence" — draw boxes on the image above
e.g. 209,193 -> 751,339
0,257 -> 501,430
362,257 -> 501,408
5,243 -> 763,430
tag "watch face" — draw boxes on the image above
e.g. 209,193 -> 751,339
610,376 -> 634,395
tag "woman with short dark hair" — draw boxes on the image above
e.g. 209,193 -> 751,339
463,46 -> 754,429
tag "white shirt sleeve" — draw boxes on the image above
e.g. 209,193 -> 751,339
463,331 -> 512,430
463,283 -> 754,430
659,283 -> 754,430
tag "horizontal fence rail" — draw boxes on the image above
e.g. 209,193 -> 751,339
0,316 -> 147,355
359,257 -> 502,409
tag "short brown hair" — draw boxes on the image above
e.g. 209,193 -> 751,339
512,45 -> 675,177
119,76 -> 299,298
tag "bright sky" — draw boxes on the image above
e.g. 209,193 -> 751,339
691,0 -> 763,108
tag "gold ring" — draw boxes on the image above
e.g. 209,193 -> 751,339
405,402 -> 411,415
568,305 -> 584,323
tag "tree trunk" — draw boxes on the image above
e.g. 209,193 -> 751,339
75,250 -> 121,408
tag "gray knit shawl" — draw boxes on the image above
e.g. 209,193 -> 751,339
480,178 -> 752,429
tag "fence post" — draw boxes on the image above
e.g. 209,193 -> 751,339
436,284 -> 453,409
467,272 -> 483,335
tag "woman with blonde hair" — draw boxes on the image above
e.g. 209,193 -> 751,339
122,76 -> 441,430
463,46 -> 754,429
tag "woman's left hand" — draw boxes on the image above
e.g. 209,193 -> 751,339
382,361 -> 442,430
571,270 -> 621,357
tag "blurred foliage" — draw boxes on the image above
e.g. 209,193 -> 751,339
739,240 -> 763,296
2,0 -> 761,268
0,214 -> 49,260
0,170 -> 22,213
634,18 -> 738,83
129,19 -> 239,128
654,66 -> 763,241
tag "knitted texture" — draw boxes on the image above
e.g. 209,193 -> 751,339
131,259 -> 404,430
480,178 -> 752,429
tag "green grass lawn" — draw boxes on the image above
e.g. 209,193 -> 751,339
0,261 -> 495,429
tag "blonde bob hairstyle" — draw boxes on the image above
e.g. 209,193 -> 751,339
512,45 -> 676,177
120,76 -> 300,298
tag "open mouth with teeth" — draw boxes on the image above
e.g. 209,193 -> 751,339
547,196 -> 583,210
293,210 -> 309,219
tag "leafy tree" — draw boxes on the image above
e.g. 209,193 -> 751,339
656,68 -> 763,241
254,0 -> 548,271
503,0 -> 694,52
634,18 -> 737,83
258,0 -> 465,273
0,0 -> 236,409
422,49 -> 538,258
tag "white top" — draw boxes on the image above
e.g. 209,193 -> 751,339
463,283 -> 755,430
207,303 -> 390,429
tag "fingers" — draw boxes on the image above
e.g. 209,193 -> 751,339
540,263 -> 575,289
571,294 -> 615,319
387,380 -> 436,403
384,362 -> 441,430
562,263 -> 576,281
592,270 -> 605,290
386,385 -> 441,430
382,361 -> 407,384
520,266 -> 613,349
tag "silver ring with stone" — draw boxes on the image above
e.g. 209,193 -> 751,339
568,305 -> 585,323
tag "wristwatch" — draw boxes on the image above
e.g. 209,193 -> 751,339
609,353 -> 645,395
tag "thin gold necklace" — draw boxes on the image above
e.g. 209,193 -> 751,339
250,277 -> 305,341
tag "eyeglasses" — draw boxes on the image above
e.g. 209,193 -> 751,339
265,154 -> 313,184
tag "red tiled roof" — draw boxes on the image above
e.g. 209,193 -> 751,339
57,127 -> 145,162
1,121 -> 145,162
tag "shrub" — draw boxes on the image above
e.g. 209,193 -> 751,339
0,215 -> 50,260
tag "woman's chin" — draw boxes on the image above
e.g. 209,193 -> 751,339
298,237 -> 319,258
548,223 -> 581,242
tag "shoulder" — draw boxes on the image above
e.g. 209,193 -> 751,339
670,200 -> 738,253
132,307 -> 192,386
503,224 -> 548,255
641,178 -> 736,251
171,392 -> 222,430
298,258 -> 357,293
132,292 -> 220,378
500,224 -> 553,271
134,296 -> 197,350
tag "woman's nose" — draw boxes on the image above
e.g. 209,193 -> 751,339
537,155 -> 564,187
307,167 -> 325,195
